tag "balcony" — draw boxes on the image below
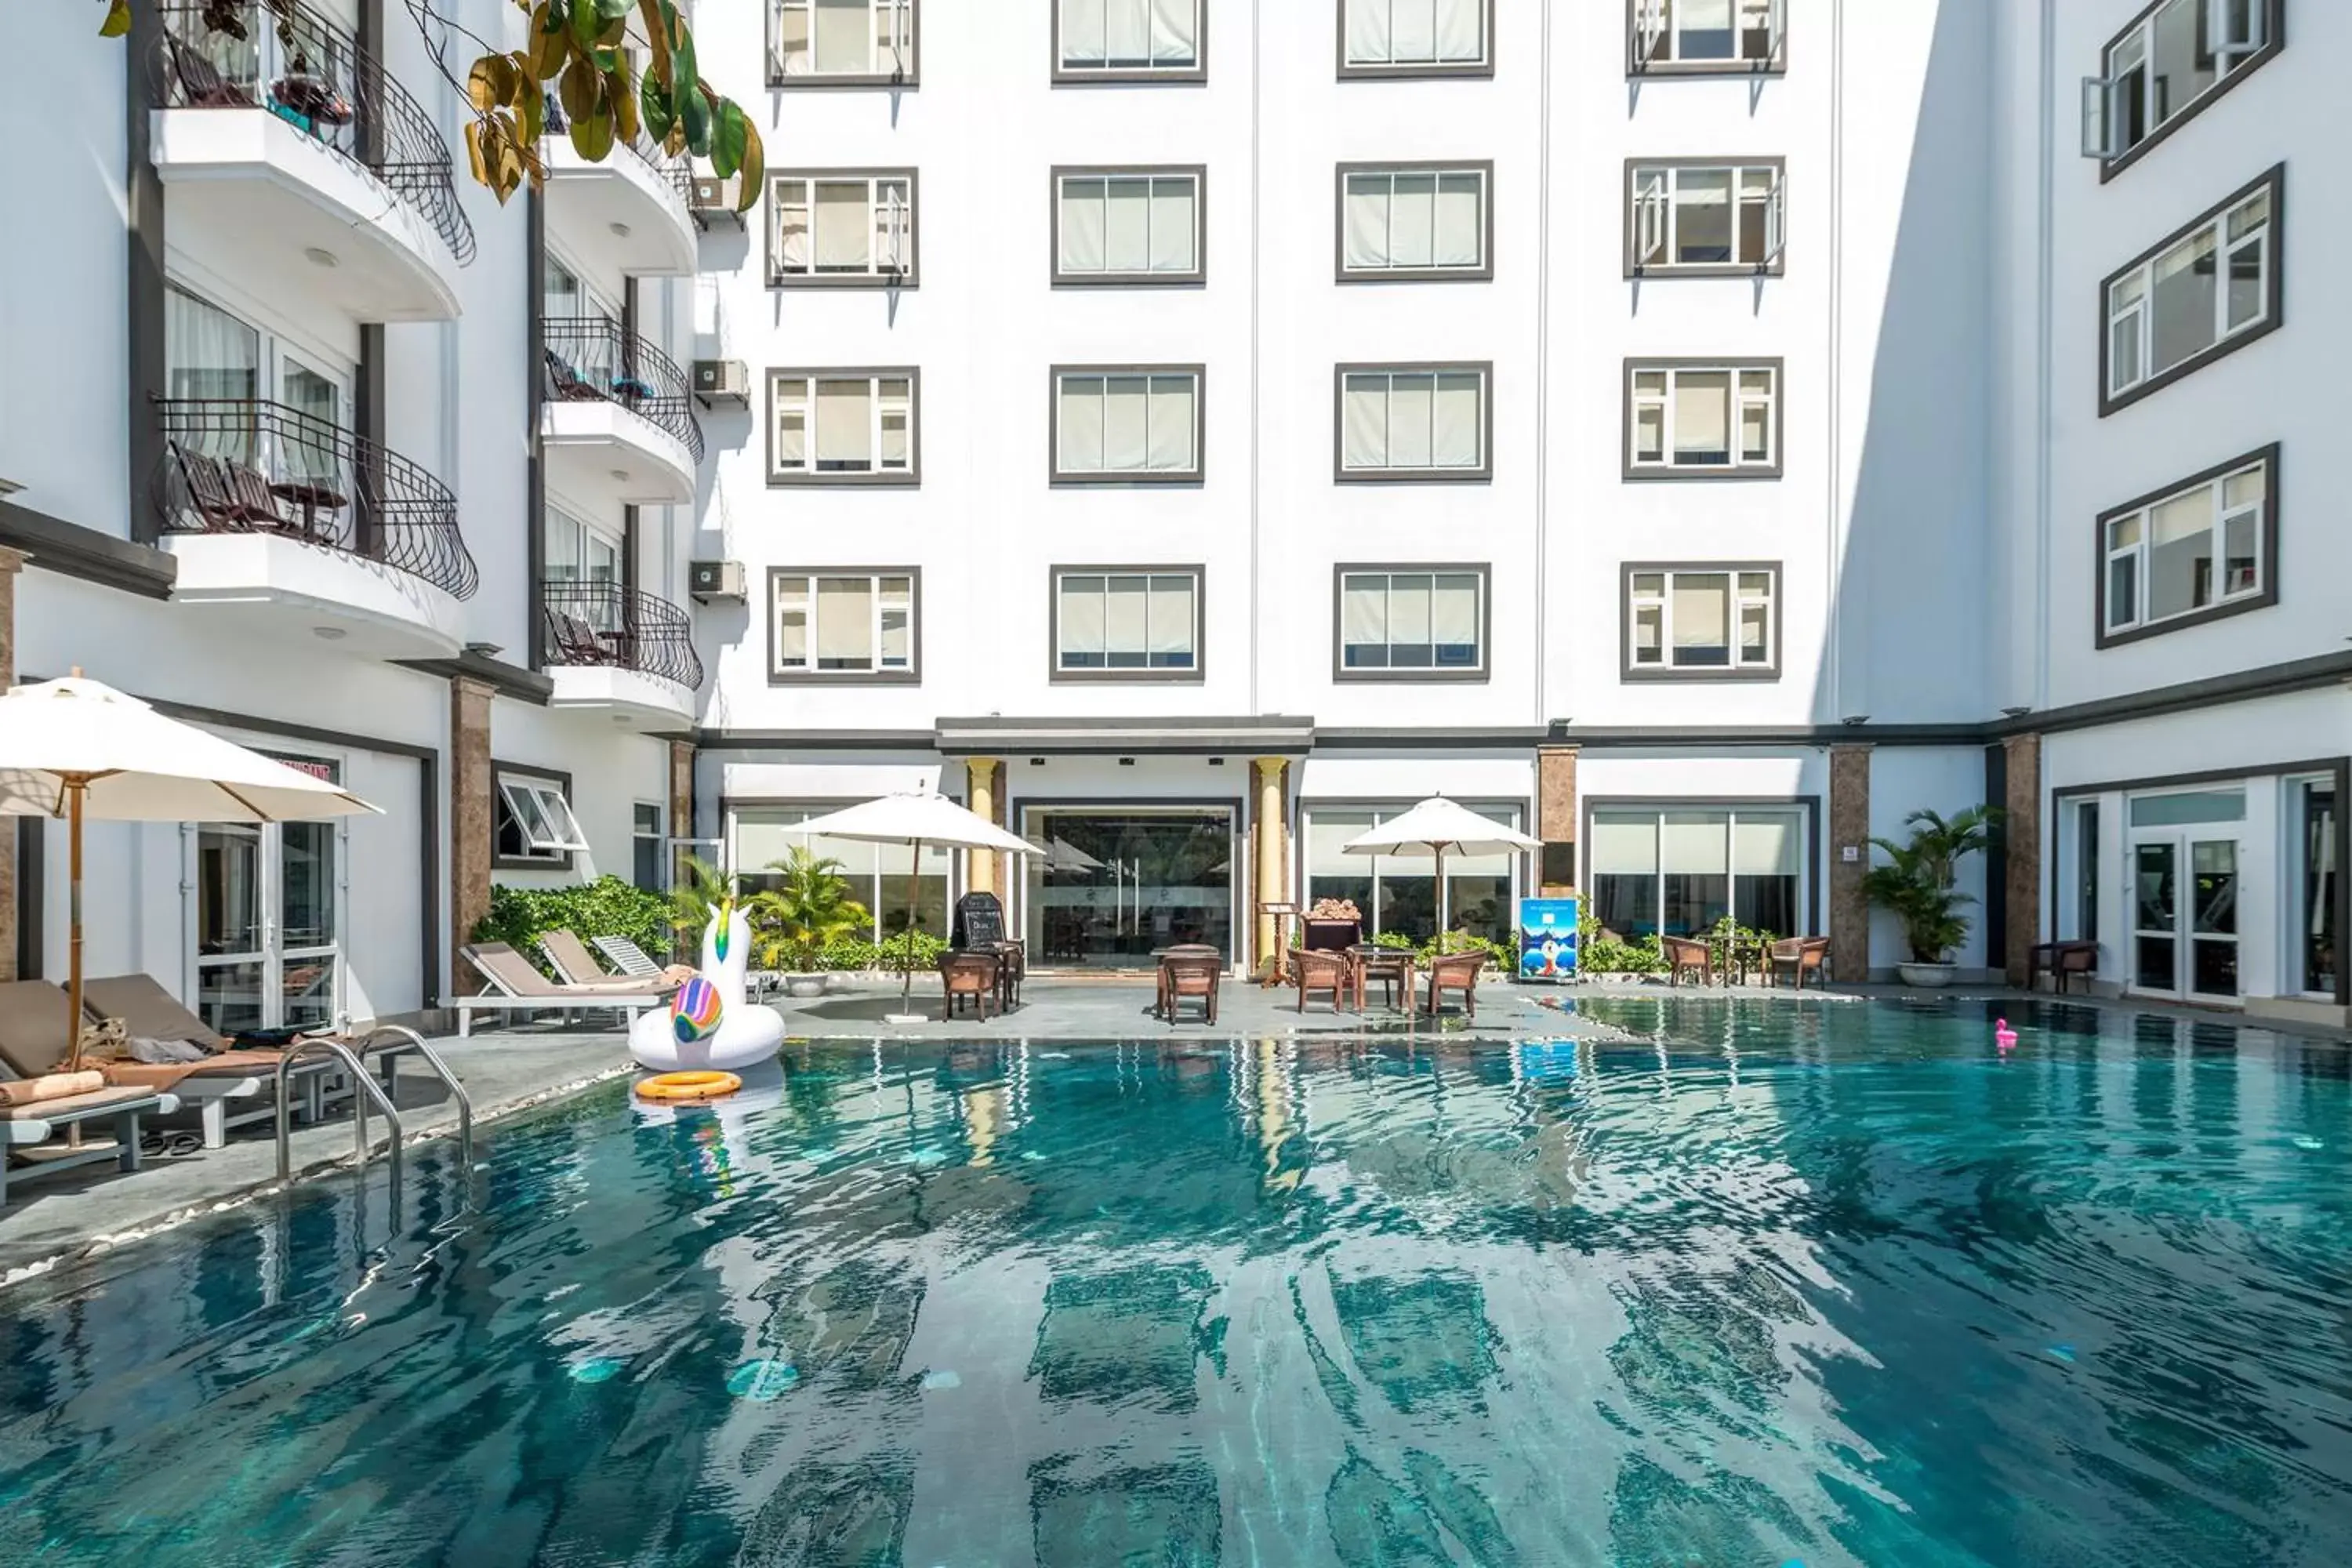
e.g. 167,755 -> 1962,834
147,0 -> 475,322
153,397 -> 477,656
541,580 -> 704,729
540,317 -> 705,508
542,123 -> 699,277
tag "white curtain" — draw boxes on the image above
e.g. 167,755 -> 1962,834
1733,813 -> 1800,876
1150,0 -> 1196,63
1307,811 -> 1375,876
879,579 -> 913,666
772,380 -> 808,469
1344,176 -> 1388,270
1146,376 -> 1194,470
1673,372 -> 1730,459
814,182 -> 869,269
1435,172 -> 1482,267
1149,576 -> 1194,659
166,288 -> 260,401
815,379 -> 873,467
815,578 -> 875,666
1590,813 -> 1659,875
1105,575 -> 1149,656
1432,372 -> 1481,467
1060,576 -> 1105,657
1392,0 -> 1436,63
1341,576 -> 1387,649
1389,173 -> 1435,268
814,0 -> 867,73
775,189 -> 811,272
772,580 -> 810,666
1058,378 -> 1105,471
775,0 -> 811,74
1672,575 -> 1730,652
1388,374 -> 1433,468
1432,574 -> 1479,650
1341,375 -> 1388,469
1106,0 -> 1149,64
1105,178 -> 1151,271
1345,0 -> 1390,64
1103,376 -> 1149,470
1149,179 -> 1195,271
1662,812 -> 1730,876
1060,179 -> 1105,271
1435,0 -> 1483,61
1388,575 -> 1432,647
1060,0 -> 1105,64
877,379 -> 911,469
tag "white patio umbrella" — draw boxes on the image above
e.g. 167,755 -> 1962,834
1039,836 -> 1105,875
1342,796 -> 1541,948
787,788 -> 1036,1020
0,674 -> 379,1072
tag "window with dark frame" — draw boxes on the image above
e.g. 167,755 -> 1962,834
2096,445 -> 2277,645
1053,169 -> 1204,284
1053,368 -> 1203,481
770,570 -> 918,681
1052,569 -> 1202,676
768,371 -> 917,484
2101,168 -> 2279,413
1337,567 -> 1488,678
2082,0 -> 2278,169
495,770 -> 588,866
770,0 -> 914,84
1630,0 -> 1785,74
633,803 -> 666,892
1626,361 -> 1780,477
1055,0 -> 1203,79
1628,160 -> 1784,275
1339,163 -> 1491,281
768,172 -> 916,285
1339,0 -> 1491,76
1624,565 -> 1779,677
1338,365 -> 1491,480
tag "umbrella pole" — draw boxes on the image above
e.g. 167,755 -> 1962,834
901,837 -> 920,1011
64,778 -> 87,1076
1436,842 -> 1449,953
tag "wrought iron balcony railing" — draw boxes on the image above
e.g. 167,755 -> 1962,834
542,316 -> 706,464
154,397 -> 480,601
622,130 -> 695,205
151,0 -> 477,267
541,580 -> 704,691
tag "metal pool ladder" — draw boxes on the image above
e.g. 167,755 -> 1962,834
273,1025 -> 476,1210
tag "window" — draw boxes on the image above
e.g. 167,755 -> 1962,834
2291,777 -> 2339,999
1052,568 -> 1203,678
1588,805 -> 1808,939
1054,0 -> 1203,82
2100,168 -> 2280,414
1338,164 -> 1491,281
2082,0 -> 2278,171
1630,0 -> 1784,74
768,172 -> 916,285
1052,367 -> 1203,483
163,285 -> 352,492
1053,168 -> 1203,285
1625,361 -> 1780,477
768,371 -> 917,484
771,0 -> 914,84
1335,568 -> 1488,679
1337,365 -> 1491,481
769,569 -> 919,682
495,769 -> 589,866
1303,804 -> 1524,946
2074,800 -> 2101,947
1339,0 -> 1492,77
2097,445 -> 2276,644
633,803 -> 666,893
1624,565 -> 1779,678
735,807 -> 950,942
1628,161 -> 1784,275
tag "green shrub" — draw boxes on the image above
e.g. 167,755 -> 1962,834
1577,906 -> 1666,974
474,877 -> 676,975
874,929 -> 948,971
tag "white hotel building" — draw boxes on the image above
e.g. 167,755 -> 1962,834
0,0 -> 2341,1029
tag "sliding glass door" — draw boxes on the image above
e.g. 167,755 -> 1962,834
1588,804 -> 1807,939
1019,808 -> 1237,968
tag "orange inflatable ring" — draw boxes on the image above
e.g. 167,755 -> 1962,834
634,1070 -> 742,1104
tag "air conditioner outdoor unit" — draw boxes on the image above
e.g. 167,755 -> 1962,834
690,560 -> 746,604
689,175 -> 744,230
693,358 -> 750,409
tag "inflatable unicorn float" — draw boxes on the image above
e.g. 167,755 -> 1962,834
630,900 -> 785,1103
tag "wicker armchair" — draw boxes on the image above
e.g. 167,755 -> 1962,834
1424,953 -> 1485,1019
1294,948 -> 1361,1014
1662,935 -> 1713,987
937,952 -> 999,1021
1766,937 -> 1831,990
1159,953 -> 1221,1025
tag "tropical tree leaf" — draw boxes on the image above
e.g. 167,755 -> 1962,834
710,96 -> 746,180
635,0 -> 674,93
734,118 -> 764,212
670,27 -> 697,121
558,52 -> 598,125
99,0 -> 132,38
680,87 -> 711,158
607,64 -> 640,146
568,0 -> 601,50
596,0 -> 630,20
466,54 -> 516,114
640,67 -> 674,143
463,118 -> 491,189
571,103 -> 615,161
532,16 -> 570,78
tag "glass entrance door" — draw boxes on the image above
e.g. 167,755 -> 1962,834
1020,808 -> 1237,969
194,759 -> 343,1034
2129,834 -> 2240,1002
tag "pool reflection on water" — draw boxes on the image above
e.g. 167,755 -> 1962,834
3,1000 -> 2352,1566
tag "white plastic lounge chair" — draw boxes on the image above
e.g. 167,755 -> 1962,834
0,978 -> 299,1152
539,930 -> 679,994
1,1084 -> 180,1210
452,943 -> 667,1037
590,934 -> 669,980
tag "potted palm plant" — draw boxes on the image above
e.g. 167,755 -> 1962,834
747,848 -> 869,997
1862,805 -> 2002,987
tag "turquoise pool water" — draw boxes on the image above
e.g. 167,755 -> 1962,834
3,1000 -> 2350,1565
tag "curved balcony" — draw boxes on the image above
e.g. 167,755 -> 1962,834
153,397 -> 478,655
540,317 -> 704,508
542,580 -> 704,728
542,116 -> 699,277
149,0 -> 475,321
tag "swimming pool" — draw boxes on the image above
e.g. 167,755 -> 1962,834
2,999 -> 2349,1565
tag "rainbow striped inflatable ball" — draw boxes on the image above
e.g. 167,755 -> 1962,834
671,976 -> 724,1044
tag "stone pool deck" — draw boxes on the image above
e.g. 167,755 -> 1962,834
3,972 -> 2342,1289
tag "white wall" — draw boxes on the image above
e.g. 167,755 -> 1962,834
1866,745 -> 1991,975
489,697 -> 671,891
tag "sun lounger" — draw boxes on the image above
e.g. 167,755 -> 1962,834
453,943 -> 668,1037
0,1079 -> 180,1210
539,929 -> 680,994
590,934 -> 670,979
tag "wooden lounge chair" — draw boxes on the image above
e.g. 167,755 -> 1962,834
0,978 -> 299,1152
453,943 -> 668,1036
545,349 -> 606,402
1294,948 -> 1359,1014
1158,952 -> 1221,1025
1662,935 -> 1714,987
165,33 -> 256,109
2029,940 -> 2098,995
1424,952 -> 1484,1019
938,952 -> 999,1021
1766,937 -> 1831,991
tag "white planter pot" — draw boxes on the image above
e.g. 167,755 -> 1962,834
785,974 -> 826,998
821,971 -> 854,993
1897,962 -> 1956,988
